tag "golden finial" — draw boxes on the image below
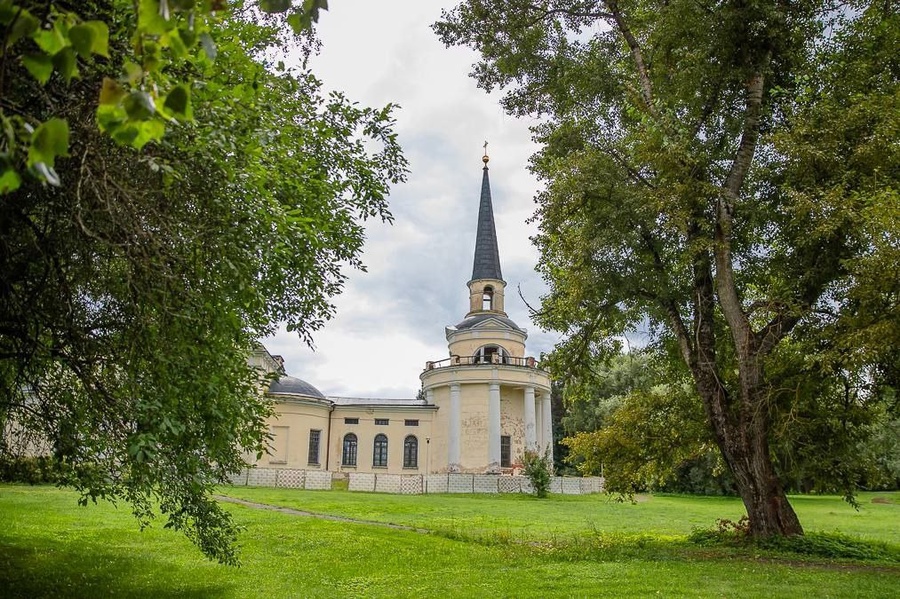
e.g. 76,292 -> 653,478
482,140 -> 490,165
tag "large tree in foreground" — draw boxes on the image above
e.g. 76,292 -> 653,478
436,0 -> 897,537
1,1 -> 405,562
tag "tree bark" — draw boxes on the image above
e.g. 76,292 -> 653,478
688,352 -> 803,535
667,228 -> 804,537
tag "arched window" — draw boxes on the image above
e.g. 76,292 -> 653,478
373,433 -> 388,467
403,435 -> 418,469
475,344 -> 508,364
482,285 -> 494,310
342,433 -> 358,467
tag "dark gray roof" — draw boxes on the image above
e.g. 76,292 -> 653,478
470,165 -> 503,282
329,396 -> 432,407
454,313 -> 524,333
269,376 -> 326,399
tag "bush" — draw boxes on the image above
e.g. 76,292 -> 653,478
521,449 -> 553,498
688,524 -> 900,562
0,455 -> 62,484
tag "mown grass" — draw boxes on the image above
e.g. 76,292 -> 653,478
222,485 -> 900,544
1,484 -> 897,598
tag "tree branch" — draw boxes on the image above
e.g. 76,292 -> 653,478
606,0 -> 655,114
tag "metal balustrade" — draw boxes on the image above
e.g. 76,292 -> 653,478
423,355 -> 540,370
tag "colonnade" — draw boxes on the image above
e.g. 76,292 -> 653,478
445,383 -> 552,473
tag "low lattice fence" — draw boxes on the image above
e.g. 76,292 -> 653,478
228,468 -> 604,495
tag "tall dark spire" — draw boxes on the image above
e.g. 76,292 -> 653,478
470,152 -> 503,282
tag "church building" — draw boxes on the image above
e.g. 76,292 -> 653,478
251,152 -> 552,476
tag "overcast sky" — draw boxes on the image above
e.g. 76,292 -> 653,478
263,1 -> 560,398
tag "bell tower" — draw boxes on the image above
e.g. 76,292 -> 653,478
420,147 -> 552,475
467,147 -> 507,317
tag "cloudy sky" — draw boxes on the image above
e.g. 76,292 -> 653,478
263,1 -> 561,398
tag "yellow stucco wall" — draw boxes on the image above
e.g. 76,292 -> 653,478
328,407 -> 436,474
264,400 -> 332,469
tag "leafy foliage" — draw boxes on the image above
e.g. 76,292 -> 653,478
520,449 -> 552,498
1,1 -> 406,563
436,0 -> 897,536
0,0 -> 328,189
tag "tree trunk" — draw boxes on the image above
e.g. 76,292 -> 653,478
694,364 -> 803,537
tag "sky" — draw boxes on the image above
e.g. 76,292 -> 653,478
263,1 -> 561,398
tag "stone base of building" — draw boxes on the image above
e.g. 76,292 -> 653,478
228,467 -> 604,495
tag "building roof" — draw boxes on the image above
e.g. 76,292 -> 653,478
329,396 -> 434,408
470,164 -> 503,283
268,375 -> 326,399
454,313 -> 525,334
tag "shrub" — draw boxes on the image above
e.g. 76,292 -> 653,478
521,449 -> 553,498
0,455 -> 62,484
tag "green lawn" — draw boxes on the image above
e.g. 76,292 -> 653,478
1,484 -> 897,598
221,486 -> 900,543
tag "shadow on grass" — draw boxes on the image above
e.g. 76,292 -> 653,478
0,540 -> 233,599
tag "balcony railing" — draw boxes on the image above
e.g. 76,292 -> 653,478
423,355 -> 540,371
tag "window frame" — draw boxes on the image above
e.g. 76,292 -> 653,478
500,435 -> 511,468
403,435 -> 418,469
342,433 -> 358,467
307,429 -> 321,466
373,433 -> 389,468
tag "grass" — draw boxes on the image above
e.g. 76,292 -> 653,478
221,485 -> 900,544
0,484 -> 897,598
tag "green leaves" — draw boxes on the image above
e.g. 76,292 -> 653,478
0,4 -> 110,189
69,21 -> 110,59
163,84 -> 192,119
21,53 -> 53,84
27,118 -> 69,168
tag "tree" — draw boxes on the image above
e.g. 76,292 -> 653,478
435,1 -> 897,537
1,1 -> 406,563
560,352 -> 654,435
0,0 -> 330,191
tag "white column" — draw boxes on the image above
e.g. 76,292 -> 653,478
449,383 -> 461,472
426,389 -> 434,473
541,392 -> 553,462
523,386 -> 536,451
534,394 -> 544,451
487,382 -> 501,473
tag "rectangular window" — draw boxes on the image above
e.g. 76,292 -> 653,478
403,436 -> 418,469
342,434 -> 358,467
270,426 -> 289,464
374,418 -> 389,426
344,417 -> 359,424
500,435 -> 511,468
404,419 -> 419,426
373,434 -> 388,467
307,430 -> 321,466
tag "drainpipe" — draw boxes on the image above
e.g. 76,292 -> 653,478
324,402 -> 335,471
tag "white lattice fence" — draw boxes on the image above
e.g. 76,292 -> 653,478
276,469 -> 305,489
498,476 -> 521,494
400,475 -> 423,495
